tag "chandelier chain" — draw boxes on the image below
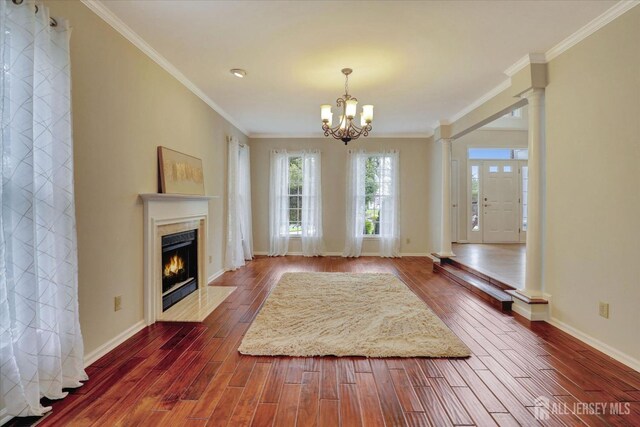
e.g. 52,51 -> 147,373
345,73 -> 349,96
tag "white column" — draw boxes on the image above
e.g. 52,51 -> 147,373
518,88 -> 544,298
438,138 -> 455,257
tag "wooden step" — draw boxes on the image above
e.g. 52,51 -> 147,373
433,262 -> 513,312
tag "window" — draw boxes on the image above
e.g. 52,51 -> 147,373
288,156 -> 302,235
471,165 -> 480,232
364,157 -> 381,235
468,148 -> 529,160
362,155 -> 395,236
514,149 -> 528,160
522,166 -> 528,231
503,107 -> 522,118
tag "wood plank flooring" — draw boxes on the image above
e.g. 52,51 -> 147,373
17,256 -> 640,426
451,244 -> 525,289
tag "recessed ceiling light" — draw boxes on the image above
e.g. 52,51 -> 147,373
230,68 -> 246,78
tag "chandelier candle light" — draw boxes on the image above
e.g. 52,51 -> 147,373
321,68 -> 373,145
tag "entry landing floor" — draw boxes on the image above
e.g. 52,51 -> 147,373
452,243 -> 525,289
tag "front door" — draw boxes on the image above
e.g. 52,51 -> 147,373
482,161 -> 519,243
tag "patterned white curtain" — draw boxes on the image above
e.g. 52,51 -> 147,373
225,137 -> 253,270
1,0 -> 87,418
343,150 -> 367,257
300,150 -> 323,256
378,150 -> 401,257
268,150 -> 289,256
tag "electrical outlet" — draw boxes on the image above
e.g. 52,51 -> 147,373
114,295 -> 122,312
209,255 -> 213,264
598,302 -> 609,319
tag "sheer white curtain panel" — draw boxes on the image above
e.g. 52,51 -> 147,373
1,0 -> 87,417
378,150 -> 401,257
268,150 -> 289,256
301,150 -> 323,256
343,150 -> 367,257
225,137 -> 253,270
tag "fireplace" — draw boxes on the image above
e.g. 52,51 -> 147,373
161,229 -> 198,311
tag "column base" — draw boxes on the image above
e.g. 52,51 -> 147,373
511,299 -> 549,321
516,288 -> 544,299
435,251 -> 455,259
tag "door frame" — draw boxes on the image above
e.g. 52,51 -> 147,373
467,159 -> 528,244
451,159 -> 459,243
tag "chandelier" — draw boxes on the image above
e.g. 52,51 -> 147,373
321,68 -> 373,145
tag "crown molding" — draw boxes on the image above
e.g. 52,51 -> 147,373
249,132 -> 433,139
448,79 -> 512,124
504,53 -> 546,77
449,0 -> 638,127
80,0 -> 249,136
545,0 -> 639,62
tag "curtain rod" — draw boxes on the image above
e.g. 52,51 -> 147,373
12,0 -> 57,27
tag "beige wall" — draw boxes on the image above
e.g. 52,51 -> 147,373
452,129 -> 528,242
249,138 -> 431,255
47,1 -> 247,355
544,6 -> 640,362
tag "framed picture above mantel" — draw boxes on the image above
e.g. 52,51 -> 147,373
157,146 -> 205,195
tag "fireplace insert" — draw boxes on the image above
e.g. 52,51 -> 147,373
161,229 -> 198,311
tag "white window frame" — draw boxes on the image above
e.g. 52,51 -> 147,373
361,154 -> 395,238
287,154 -> 303,237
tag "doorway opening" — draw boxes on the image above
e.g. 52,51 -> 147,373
467,151 -> 528,244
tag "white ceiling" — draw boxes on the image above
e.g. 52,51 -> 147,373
99,0 -> 616,137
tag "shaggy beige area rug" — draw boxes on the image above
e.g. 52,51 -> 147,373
238,272 -> 470,358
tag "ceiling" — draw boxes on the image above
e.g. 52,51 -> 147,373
99,0 -> 616,137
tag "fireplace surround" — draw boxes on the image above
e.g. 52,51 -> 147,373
140,193 -> 216,324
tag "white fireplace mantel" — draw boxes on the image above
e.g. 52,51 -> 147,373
140,193 -> 218,202
140,193 -> 219,325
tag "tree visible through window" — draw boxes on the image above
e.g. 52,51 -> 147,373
288,156 -> 302,235
363,156 -> 394,235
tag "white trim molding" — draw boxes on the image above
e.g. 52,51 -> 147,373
79,0 -> 248,136
504,53 -> 546,77
83,320 -> 146,367
547,317 -> 640,373
253,251 -> 431,257
448,79 -> 512,124
545,0 -> 640,62
449,0 -> 639,126
208,269 -> 225,284
512,300 -> 549,322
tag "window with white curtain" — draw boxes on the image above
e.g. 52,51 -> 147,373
344,150 -> 400,258
269,150 -> 323,256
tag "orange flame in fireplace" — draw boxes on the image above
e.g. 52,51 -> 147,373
163,254 -> 184,277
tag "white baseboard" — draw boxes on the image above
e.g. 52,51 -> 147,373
252,251 -> 430,257
83,320 -> 147,367
208,269 -> 225,284
547,317 -> 640,373
511,300 -> 549,321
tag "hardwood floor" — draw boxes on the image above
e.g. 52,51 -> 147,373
452,244 -> 526,289
18,256 -> 640,426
